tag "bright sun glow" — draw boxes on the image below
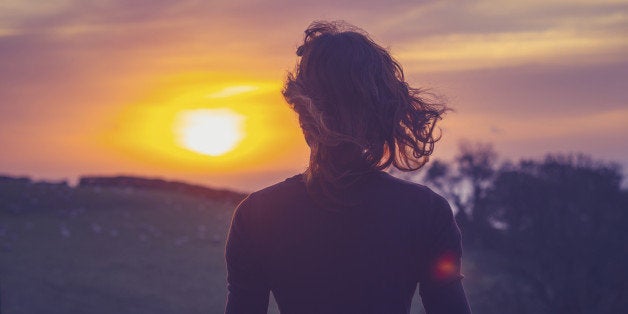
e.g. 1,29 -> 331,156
174,108 -> 245,156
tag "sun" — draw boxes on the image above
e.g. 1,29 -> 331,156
173,108 -> 245,156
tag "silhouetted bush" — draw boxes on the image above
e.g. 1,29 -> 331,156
422,145 -> 627,313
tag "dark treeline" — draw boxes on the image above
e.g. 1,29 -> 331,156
414,142 -> 627,314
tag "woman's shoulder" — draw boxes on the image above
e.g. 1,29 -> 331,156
365,172 -> 454,221
251,173 -> 305,197
238,173 -> 306,207
373,171 -> 441,200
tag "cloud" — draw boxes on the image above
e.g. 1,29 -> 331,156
370,1 -> 628,72
396,29 -> 627,72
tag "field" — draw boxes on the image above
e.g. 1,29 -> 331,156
0,179 -> 244,313
0,178 -> 505,314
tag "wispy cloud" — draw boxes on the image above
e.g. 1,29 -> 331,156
396,28 -> 628,72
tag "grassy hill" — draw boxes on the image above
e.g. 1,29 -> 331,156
0,176 -> 253,314
0,176 -> 512,314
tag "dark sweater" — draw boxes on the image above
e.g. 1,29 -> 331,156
225,171 -> 471,314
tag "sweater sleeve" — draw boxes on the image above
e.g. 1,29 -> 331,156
418,192 -> 472,314
225,194 -> 270,314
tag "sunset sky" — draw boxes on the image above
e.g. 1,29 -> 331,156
1,0 -> 627,191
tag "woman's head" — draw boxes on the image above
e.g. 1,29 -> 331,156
283,21 -> 447,191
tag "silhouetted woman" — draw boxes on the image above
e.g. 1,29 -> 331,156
225,21 -> 471,314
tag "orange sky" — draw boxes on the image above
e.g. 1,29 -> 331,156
1,0 -> 627,191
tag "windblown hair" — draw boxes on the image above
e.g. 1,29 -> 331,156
283,21 -> 447,204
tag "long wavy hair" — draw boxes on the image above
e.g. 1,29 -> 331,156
283,21 -> 448,205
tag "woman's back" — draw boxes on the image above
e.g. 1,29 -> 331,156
225,20 -> 470,313
225,171 -> 471,313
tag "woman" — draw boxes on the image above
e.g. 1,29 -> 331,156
225,21 -> 471,314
